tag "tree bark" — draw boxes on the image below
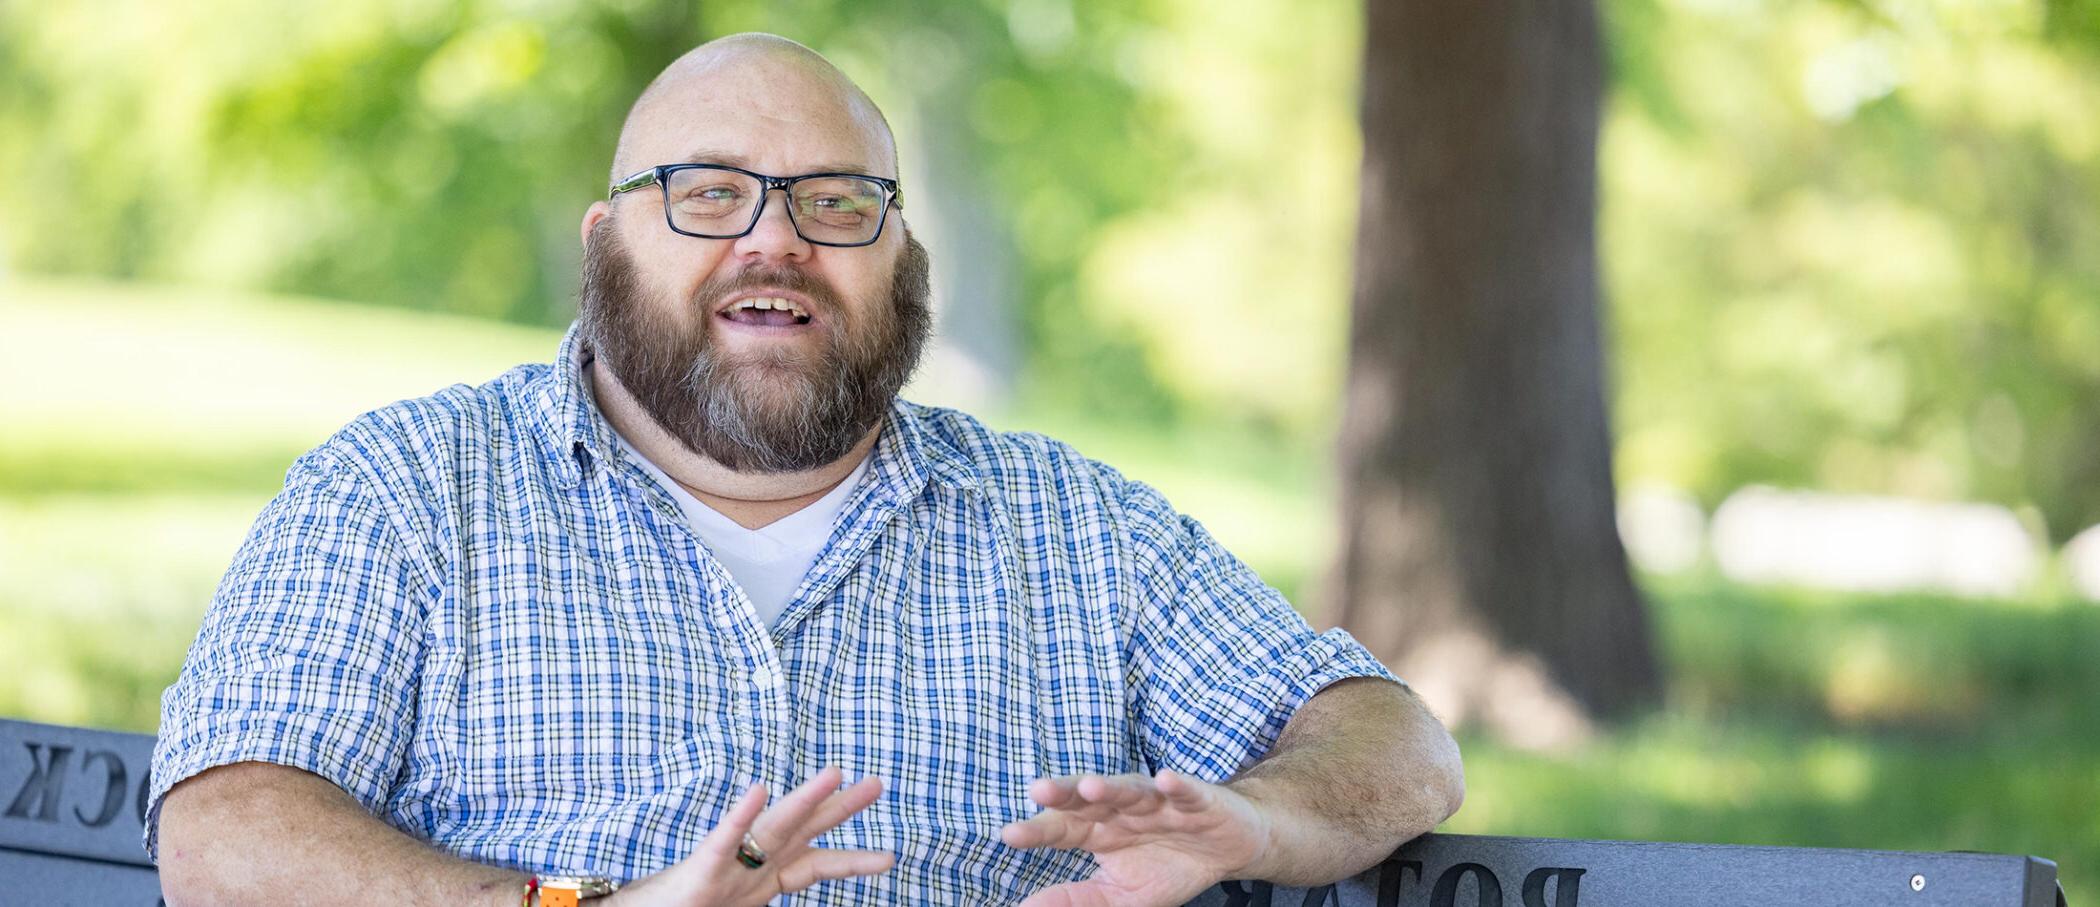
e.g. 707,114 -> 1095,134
1325,0 -> 1659,747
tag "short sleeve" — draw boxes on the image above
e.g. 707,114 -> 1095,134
1116,478 -> 1399,780
145,445 -> 431,861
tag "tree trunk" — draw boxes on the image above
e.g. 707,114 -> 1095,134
1325,0 -> 1659,748
906,85 -> 1022,406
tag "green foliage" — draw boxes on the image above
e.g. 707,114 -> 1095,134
1601,0 -> 2100,539
7,0 -> 2096,536
0,0 -> 1366,437
2044,0 -> 2100,49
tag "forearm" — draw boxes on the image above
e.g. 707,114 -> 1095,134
1224,678 -> 1464,887
157,761 -> 528,907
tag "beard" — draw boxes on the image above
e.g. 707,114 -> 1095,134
576,218 -> 932,474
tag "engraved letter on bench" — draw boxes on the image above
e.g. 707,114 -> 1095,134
5,742 -> 74,823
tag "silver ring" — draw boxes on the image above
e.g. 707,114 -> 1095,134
736,832 -> 769,869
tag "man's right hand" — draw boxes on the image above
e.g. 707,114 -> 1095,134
606,765 -> 892,907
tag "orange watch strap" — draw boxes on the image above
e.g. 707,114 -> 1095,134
528,873 -> 614,904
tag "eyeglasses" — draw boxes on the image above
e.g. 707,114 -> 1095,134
608,163 -> 901,248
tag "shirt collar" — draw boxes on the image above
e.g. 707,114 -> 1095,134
529,320 -> 977,499
532,322 -> 617,489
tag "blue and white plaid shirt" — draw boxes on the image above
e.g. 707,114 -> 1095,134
148,323 -> 1398,902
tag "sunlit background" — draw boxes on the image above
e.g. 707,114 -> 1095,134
3,0 -> 2097,893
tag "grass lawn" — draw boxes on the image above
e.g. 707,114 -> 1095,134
1451,575 -> 2099,896
2,277 -> 2091,895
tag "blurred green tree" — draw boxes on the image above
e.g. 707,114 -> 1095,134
4,0 -> 2100,544
1600,0 -> 2100,544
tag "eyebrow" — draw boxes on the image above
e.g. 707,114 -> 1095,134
679,148 -> 881,178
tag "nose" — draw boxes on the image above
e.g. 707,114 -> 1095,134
731,187 -> 813,263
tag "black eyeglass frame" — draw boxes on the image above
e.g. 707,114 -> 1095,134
608,163 -> 902,248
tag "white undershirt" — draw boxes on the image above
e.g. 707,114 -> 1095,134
613,431 -> 870,630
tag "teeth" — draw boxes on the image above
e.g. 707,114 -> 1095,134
729,297 -> 809,319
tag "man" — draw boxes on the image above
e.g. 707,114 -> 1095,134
149,33 -> 1463,907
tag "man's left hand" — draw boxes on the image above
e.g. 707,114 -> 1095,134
1000,770 -> 1271,907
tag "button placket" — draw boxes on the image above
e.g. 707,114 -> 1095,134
760,622 -> 800,776
708,567 -> 785,797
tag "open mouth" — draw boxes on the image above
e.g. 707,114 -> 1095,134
718,296 -> 814,328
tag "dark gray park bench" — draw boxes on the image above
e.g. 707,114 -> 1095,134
2,717 -> 2067,906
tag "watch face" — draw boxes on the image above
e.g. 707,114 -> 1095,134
537,875 -> 619,897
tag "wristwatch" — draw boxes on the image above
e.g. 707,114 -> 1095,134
526,874 -> 619,907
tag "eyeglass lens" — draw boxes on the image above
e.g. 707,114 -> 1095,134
664,168 -> 887,244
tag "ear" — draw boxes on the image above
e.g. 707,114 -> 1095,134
580,201 -> 612,247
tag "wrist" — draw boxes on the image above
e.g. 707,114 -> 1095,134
476,872 -> 534,907
1220,776 -> 1288,882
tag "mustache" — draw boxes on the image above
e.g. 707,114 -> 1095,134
690,262 -> 846,321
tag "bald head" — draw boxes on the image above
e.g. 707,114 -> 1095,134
609,33 -> 898,188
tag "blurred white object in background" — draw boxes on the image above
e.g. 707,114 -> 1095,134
2060,524 -> 2100,602
1710,486 -> 2038,597
1617,482 -> 1706,574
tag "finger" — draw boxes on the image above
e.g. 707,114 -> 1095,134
1030,772 -> 1150,806
779,775 -> 883,853
1053,774 -> 1155,823
1028,775 -> 1084,810
1077,774 -> 1163,815
1006,798 -> 1199,853
775,848 -> 896,892
1155,769 -> 1216,812
749,766 -> 844,853
700,782 -> 769,860
1000,809 -> 1093,850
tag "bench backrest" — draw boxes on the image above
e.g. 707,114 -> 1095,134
1,718 -> 161,904
2,718 -> 2064,906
